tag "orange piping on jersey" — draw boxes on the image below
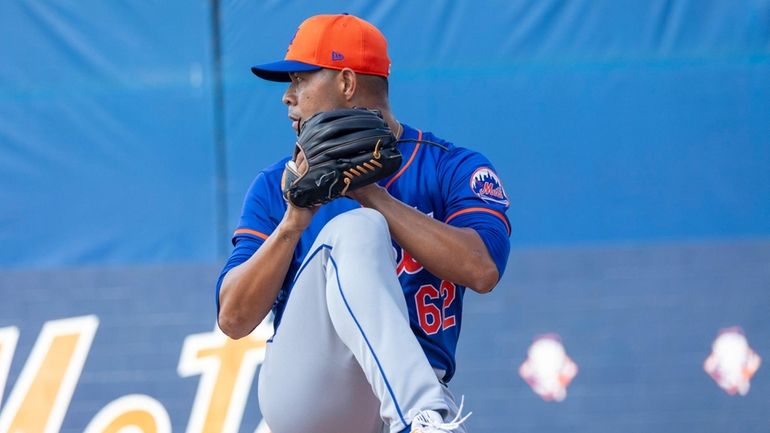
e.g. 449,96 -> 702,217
385,130 -> 423,190
445,207 -> 511,235
233,228 -> 269,240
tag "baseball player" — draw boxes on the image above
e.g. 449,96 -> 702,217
216,14 -> 511,433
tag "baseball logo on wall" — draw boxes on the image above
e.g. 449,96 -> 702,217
519,334 -> 578,402
704,327 -> 762,396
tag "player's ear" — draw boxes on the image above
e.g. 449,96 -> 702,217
339,68 -> 357,101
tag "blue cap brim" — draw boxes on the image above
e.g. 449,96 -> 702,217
250,60 -> 322,82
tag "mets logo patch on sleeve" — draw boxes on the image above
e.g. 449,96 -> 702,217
470,167 -> 509,206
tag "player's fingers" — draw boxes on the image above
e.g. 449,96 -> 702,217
295,151 -> 308,174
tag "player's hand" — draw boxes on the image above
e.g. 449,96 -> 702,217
281,151 -> 319,233
346,183 -> 389,208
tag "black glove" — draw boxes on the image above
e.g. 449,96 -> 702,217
281,108 -> 402,208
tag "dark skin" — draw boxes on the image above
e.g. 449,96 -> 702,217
218,68 -> 499,339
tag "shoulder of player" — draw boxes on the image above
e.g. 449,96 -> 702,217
411,128 -> 455,153
405,126 -> 482,160
398,126 -> 493,179
421,132 -> 489,170
400,125 -> 453,162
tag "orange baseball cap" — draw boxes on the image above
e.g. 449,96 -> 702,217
251,14 -> 391,82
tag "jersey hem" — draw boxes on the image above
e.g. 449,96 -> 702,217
444,207 -> 511,235
233,228 -> 270,240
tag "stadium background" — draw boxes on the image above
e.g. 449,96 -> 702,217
1,1 -> 769,432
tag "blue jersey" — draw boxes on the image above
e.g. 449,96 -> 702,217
217,123 -> 511,382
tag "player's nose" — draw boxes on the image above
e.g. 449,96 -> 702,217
282,84 -> 296,106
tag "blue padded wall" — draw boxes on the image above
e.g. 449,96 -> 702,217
2,1 -> 768,267
221,0 -> 770,249
0,2 -> 768,433
1,1 -> 218,267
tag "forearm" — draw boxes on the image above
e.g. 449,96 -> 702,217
218,222 -> 302,338
354,186 -> 499,292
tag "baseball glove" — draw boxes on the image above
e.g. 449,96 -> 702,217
281,108 -> 402,208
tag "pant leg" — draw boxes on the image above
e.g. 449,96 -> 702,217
258,239 -> 382,433
258,208 -> 452,433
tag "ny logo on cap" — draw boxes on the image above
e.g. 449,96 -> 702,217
331,51 -> 345,61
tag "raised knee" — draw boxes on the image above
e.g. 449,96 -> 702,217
320,208 -> 390,246
329,208 -> 388,232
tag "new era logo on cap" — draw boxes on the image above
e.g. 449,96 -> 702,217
331,51 -> 345,61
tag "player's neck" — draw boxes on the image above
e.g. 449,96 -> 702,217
353,104 -> 400,139
348,95 -> 400,139
381,112 -> 402,140
370,105 -> 400,139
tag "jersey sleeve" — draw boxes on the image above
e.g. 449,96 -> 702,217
439,148 -> 512,279
215,164 -> 286,316
231,165 -> 286,244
